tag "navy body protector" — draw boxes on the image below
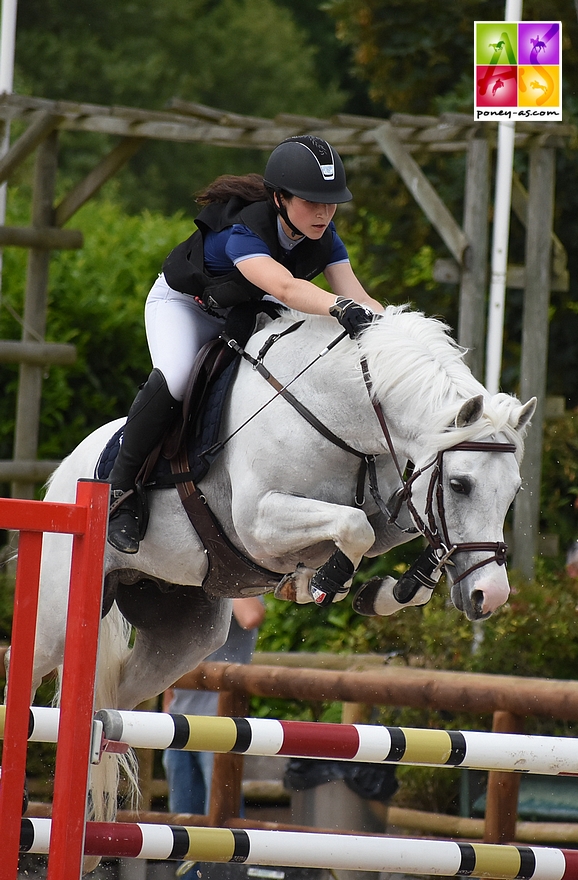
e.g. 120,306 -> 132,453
162,197 -> 333,309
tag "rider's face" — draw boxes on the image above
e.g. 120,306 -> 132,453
282,196 -> 337,240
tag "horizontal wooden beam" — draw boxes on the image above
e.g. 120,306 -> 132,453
0,95 -> 573,155
0,341 -> 76,365
0,460 -> 60,482
176,660 -> 578,720
434,258 -> 569,292
166,97 -> 274,130
0,111 -> 63,184
0,225 -> 83,250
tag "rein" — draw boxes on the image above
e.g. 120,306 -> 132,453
359,355 -> 517,586
219,325 -> 400,518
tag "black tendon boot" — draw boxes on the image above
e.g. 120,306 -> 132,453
393,546 -> 442,603
108,368 -> 179,553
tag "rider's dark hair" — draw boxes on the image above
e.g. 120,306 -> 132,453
196,173 -> 270,206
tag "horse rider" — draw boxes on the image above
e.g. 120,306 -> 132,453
107,134 -> 384,554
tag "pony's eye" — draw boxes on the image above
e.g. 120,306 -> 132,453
450,477 -> 471,496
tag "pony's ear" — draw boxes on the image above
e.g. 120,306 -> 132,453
455,395 -> 484,428
510,397 -> 537,432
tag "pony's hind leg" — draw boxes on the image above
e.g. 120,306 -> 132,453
113,580 -> 231,709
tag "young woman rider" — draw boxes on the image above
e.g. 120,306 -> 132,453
107,134 -> 383,553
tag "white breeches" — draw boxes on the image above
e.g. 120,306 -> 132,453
144,273 -> 226,401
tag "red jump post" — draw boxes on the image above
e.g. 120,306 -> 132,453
0,479 -> 109,880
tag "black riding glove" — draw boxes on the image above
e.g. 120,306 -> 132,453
329,296 -> 375,338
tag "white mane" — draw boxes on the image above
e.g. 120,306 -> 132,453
357,305 -> 525,457
265,305 -> 525,458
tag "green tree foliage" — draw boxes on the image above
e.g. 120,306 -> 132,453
15,0 -> 342,115
326,1 -> 578,405
327,0 -> 578,116
0,188 -> 193,465
14,0 -> 346,215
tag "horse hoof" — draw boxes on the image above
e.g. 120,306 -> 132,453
354,575 -> 435,616
352,576 -> 388,616
274,565 -> 317,604
274,576 -> 298,602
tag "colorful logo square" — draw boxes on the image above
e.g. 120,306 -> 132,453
518,66 -> 560,108
474,22 -> 562,121
476,66 -> 517,106
475,23 -> 518,65
518,23 -> 560,64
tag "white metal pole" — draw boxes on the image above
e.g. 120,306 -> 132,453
0,0 -> 18,297
0,0 -> 17,94
484,0 -> 523,394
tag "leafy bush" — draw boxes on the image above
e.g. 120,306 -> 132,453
0,188 -> 193,469
541,408 -> 578,554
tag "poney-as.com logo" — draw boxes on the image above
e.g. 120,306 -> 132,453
474,22 -> 562,121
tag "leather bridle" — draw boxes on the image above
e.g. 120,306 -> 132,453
360,356 -> 517,586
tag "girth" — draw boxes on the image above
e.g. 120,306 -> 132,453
170,447 -> 283,599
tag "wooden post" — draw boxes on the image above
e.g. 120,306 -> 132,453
341,703 -> 371,724
483,710 -> 524,843
54,136 -> 143,227
208,688 -> 250,826
512,144 -> 556,578
458,132 -> 490,380
135,698 -> 159,812
11,130 -> 58,499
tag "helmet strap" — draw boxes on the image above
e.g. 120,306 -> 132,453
273,190 -> 304,239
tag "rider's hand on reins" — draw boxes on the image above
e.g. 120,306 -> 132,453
329,296 -> 375,338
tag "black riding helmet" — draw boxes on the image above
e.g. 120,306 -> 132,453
264,135 -> 352,204
264,135 -> 352,237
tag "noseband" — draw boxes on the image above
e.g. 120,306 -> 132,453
360,357 -> 517,587
401,441 -> 515,585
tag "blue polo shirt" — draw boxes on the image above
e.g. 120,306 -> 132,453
204,218 -> 349,276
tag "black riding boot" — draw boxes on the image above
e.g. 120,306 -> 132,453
108,368 -> 179,554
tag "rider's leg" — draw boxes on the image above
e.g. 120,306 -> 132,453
108,276 -> 227,554
145,274 -> 226,402
108,368 -> 179,553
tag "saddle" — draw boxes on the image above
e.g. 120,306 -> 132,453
97,302 -> 285,600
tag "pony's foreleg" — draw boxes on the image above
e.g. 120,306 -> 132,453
234,493 -> 375,605
353,547 -> 441,616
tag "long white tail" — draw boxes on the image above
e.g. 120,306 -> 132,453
53,604 -> 138,875
89,604 -> 139,821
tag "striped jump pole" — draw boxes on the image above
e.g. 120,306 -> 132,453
89,709 -> 578,776
19,818 -> 578,879
6,705 -> 578,775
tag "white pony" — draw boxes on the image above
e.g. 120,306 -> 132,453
12,305 -> 535,843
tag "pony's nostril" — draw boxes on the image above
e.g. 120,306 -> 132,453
472,589 -> 485,615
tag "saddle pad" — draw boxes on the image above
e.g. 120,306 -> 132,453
95,356 -> 239,484
95,426 -> 124,481
188,356 -> 239,481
